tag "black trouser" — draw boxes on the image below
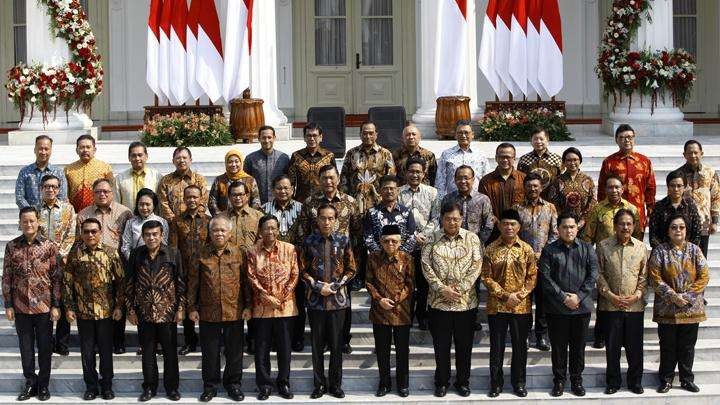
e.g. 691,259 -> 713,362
373,324 -> 410,390
700,235 -> 709,258
246,319 -> 256,347
601,311 -> 644,389
488,313 -> 530,390
139,322 -> 179,393
292,282 -> 306,345
546,313 -> 590,385
529,280 -> 547,338
308,309 -> 345,389
410,251 -> 428,325
113,316 -> 125,350
658,323 -> 699,384
199,320 -> 244,391
428,308 -> 477,388
182,315 -> 198,348
54,303 -> 70,352
15,312 -> 53,389
254,317 -> 292,391
77,318 -> 114,393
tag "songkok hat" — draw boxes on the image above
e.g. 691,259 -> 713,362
381,224 -> 402,236
500,209 -> 521,222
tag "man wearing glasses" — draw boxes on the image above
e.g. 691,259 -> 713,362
287,123 -> 337,204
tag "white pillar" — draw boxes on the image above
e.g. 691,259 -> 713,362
26,3 -> 69,65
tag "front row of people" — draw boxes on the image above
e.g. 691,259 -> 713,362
3,200 -> 709,401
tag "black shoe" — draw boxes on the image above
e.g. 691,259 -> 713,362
228,388 -> 244,401
571,383 -> 586,397
139,389 -> 155,402
53,347 -> 69,356
83,390 -> 97,401
342,343 -> 352,354
434,386 -> 447,397
376,386 -> 390,397
199,389 -> 216,402
681,381 -> 700,393
418,319 -> 429,331
101,390 -> 115,400
551,382 -> 564,397
535,336 -> 551,351
657,382 -> 672,393
245,340 -> 255,355
178,345 -> 195,355
629,385 -> 644,395
114,347 -> 126,355
592,340 -> 605,349
136,347 -> 143,356
166,390 -> 181,401
487,387 -> 500,398
17,385 -> 36,401
37,387 -> 50,401
278,384 -> 293,399
329,387 -> 345,398
398,388 -> 409,397
455,385 -> 471,397
474,322 -> 483,331
349,278 -> 364,291
257,388 -> 271,401
310,386 -> 326,399
604,386 -> 618,395
291,341 -> 304,352
514,385 -> 527,397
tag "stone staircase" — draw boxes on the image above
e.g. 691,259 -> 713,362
0,129 -> 719,402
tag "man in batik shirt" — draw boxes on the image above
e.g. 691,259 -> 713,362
649,170 -> 702,249
243,126 -> 290,204
392,125 -> 437,186
363,175 -> 416,255
64,135 -> 114,213
479,143 -> 526,242
517,128 -> 563,191
287,123 -> 337,204
440,165 -> 494,243
221,181 -> 263,252
436,120 -> 489,198
16,135 -> 67,208
157,147 -> 209,222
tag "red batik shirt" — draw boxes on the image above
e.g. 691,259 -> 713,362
597,151 -> 656,228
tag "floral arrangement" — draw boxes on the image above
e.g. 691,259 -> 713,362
141,113 -> 233,147
596,0 -> 696,113
5,0 -> 103,125
480,108 -> 573,142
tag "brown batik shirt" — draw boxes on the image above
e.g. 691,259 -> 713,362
2,235 -> 61,314
126,245 -> 186,323
365,250 -> 414,326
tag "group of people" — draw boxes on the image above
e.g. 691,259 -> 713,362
2,120 -> 715,401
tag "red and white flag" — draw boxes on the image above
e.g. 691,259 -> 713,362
186,0 -> 204,101
434,0 -> 468,97
478,0 -> 506,98
169,0 -> 189,104
538,0 -> 563,97
526,0 -> 547,98
194,0 -> 224,103
223,0 -> 254,102
494,0 -> 520,97
158,0 -> 173,103
146,0 -> 164,99
509,0 -> 527,98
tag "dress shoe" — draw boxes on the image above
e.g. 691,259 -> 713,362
139,389 -> 155,402
257,388 -> 271,401
291,341 -> 304,352
136,347 -> 143,356
629,385 -> 644,395
228,388 -> 245,401
535,336 -> 551,351
178,345 -> 195,355
53,347 -> 69,356
166,390 -> 181,401
681,381 -> 700,393
310,386 -> 326,399
398,387 -> 409,397
17,385 -> 36,401
101,390 -> 115,400
83,390 -> 97,401
418,319 -> 429,330
114,347 -> 126,355
550,382 -> 564,397
514,385 -> 527,397
657,382 -> 672,393
434,386 -> 447,397
487,388 -> 500,398
278,384 -> 294,399
571,383 -> 586,397
376,386 -> 390,397
329,387 -> 345,398
199,389 -> 216,402
342,343 -> 353,354
474,321 -> 483,331
37,387 -> 51,401
455,385 -> 471,397
604,386 -> 618,395
592,340 -> 605,349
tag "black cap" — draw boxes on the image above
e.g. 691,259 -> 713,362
499,209 -> 521,222
380,224 -> 402,236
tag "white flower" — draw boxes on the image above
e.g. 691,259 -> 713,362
22,68 -> 29,75
651,80 -> 659,89
29,84 -> 39,94
50,96 -> 57,102
46,88 -> 53,95
30,97 -> 36,103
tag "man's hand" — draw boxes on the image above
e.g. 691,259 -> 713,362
441,285 -> 462,302
66,310 -> 76,323
711,223 -> 718,235
266,295 -> 281,308
534,252 -> 541,261
50,307 -> 60,322
578,219 -> 586,230
5,308 -> 14,322
379,298 -> 395,310
241,308 -> 252,321
112,308 -> 123,321
175,310 -> 184,324
506,293 -> 521,308
189,310 -> 199,322
609,294 -> 626,310
320,283 -> 334,297
672,294 -> 689,307
127,311 -> 138,326
415,234 -> 427,246
563,293 -> 580,310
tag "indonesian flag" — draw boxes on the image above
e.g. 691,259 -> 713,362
186,0 -> 204,101
169,0 -> 189,104
158,0 -> 174,103
478,0 -> 506,98
434,0 -> 468,97
194,0 -> 224,103
526,0 -> 547,98
494,0 -> 521,97
508,0 -> 527,98
223,0 -> 254,102
146,0 -> 163,99
538,0 -> 563,97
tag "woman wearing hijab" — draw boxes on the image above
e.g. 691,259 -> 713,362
208,149 -> 261,215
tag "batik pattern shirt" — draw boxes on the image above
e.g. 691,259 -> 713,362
208,173 -> 260,214
421,229 -> 483,312
37,199 -> 76,258
392,146 -> 437,186
339,143 -> 396,212
244,149 -> 291,204
157,170 -> 209,221
246,240 -> 299,318
113,167 -> 162,211
261,200 -> 303,245
64,158 -> 114,212
649,197 -> 702,249
126,245 -> 185,323
76,202 -> 133,251
676,162 -> 720,235
648,241 -> 709,324
169,211 -> 211,272
301,233 -> 356,311
597,151 -> 656,228
436,145 -> 489,198
365,251 -> 414,326
596,236 -> 648,312
513,198 -> 559,254
440,190 -> 494,243
398,184 -> 439,237
287,147 -> 337,203
15,163 -> 67,208
222,206 -> 263,251
545,171 -> 597,225
120,214 -> 170,260
363,203 -> 416,253
480,238 -> 537,315
298,191 -> 359,241
2,236 -> 61,314
63,243 -> 124,320
517,150 -> 563,189
583,199 -> 641,244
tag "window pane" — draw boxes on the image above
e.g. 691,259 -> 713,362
315,0 -> 345,17
362,18 -> 392,65
13,0 -> 26,24
673,16 -> 697,57
315,18 -> 346,66
14,26 -> 26,64
673,0 -> 696,15
362,0 -> 392,16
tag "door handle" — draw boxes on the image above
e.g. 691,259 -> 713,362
355,53 -> 361,69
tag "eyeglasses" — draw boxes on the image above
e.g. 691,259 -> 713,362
617,135 -> 635,141
94,189 -> 111,195
670,225 -> 686,230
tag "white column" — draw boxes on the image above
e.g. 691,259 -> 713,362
632,0 -> 673,51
